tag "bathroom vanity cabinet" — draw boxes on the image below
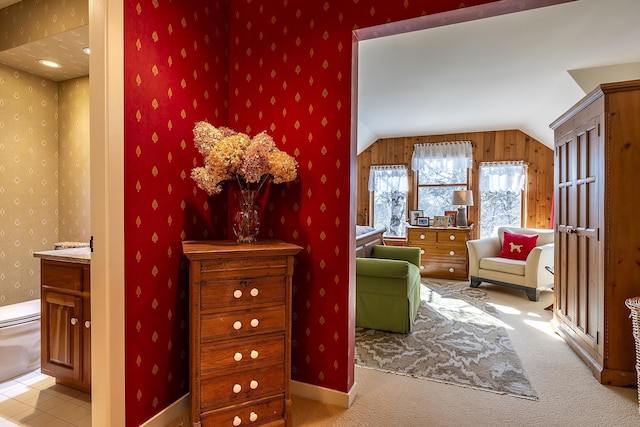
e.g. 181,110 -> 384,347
34,248 -> 91,394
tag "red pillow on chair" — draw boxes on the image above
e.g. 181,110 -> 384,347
498,231 -> 538,261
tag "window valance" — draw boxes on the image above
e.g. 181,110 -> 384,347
411,141 -> 473,171
479,161 -> 526,192
368,165 -> 408,192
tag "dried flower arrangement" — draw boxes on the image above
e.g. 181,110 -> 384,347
190,121 -> 298,242
191,121 -> 298,196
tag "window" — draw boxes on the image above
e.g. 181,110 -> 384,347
369,165 -> 408,237
411,141 -> 472,219
479,161 -> 526,238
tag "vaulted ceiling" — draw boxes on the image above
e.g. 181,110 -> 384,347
357,0 -> 640,152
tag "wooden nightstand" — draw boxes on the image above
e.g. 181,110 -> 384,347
406,226 -> 470,280
182,240 -> 301,427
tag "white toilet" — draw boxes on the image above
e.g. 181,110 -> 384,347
0,299 -> 41,383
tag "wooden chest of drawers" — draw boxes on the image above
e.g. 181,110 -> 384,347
182,240 -> 301,427
406,226 -> 470,280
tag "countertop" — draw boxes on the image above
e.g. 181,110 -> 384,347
33,247 -> 91,264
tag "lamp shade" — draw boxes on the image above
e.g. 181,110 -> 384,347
452,190 -> 474,206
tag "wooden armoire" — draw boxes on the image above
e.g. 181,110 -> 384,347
550,79 -> 640,386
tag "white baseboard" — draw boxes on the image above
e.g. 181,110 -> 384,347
139,393 -> 190,427
291,380 -> 357,408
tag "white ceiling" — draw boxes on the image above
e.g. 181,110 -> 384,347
357,0 -> 640,152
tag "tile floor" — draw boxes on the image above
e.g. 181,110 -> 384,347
0,370 -> 91,427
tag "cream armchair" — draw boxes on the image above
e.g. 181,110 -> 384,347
466,227 -> 554,301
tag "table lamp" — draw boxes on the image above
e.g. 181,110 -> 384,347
452,190 -> 474,227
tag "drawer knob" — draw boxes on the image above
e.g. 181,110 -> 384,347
234,352 -> 243,362
250,288 -> 259,297
251,350 -> 259,359
449,267 -> 455,273
449,251 -> 455,256
233,416 -> 242,427
84,320 -> 91,328
250,318 -> 259,328
250,412 -> 258,422
233,289 -> 243,299
420,249 -> 425,255
449,234 -> 456,241
70,318 -> 78,326
420,234 -> 425,240
420,265 -> 425,270
233,384 -> 242,394
250,380 -> 259,389
233,321 -> 242,330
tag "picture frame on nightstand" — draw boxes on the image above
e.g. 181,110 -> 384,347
433,215 -> 449,228
409,210 -> 424,225
444,210 -> 457,227
416,216 -> 430,226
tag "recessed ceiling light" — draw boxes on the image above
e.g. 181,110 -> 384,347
83,47 -> 90,55
38,59 -> 61,69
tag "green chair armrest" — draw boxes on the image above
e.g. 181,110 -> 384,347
356,258 -> 411,278
370,245 -> 421,267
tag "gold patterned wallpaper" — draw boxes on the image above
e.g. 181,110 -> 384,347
0,63 -> 89,307
58,76 -> 90,243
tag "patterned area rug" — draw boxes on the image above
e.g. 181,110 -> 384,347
355,280 -> 538,400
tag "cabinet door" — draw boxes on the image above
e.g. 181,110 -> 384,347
555,117 -> 601,354
41,289 -> 83,382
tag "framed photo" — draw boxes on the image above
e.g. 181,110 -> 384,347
416,216 -> 430,226
409,210 -> 424,225
444,210 -> 457,227
433,215 -> 449,228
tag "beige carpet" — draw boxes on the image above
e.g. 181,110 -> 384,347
292,283 -> 640,426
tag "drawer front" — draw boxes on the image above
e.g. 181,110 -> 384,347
407,229 -> 436,244
200,364 -> 285,411
41,261 -> 88,292
201,305 -> 285,343
201,334 -> 284,377
201,276 -> 285,311
423,243 -> 467,259
200,256 -> 288,279
201,394 -> 285,427
422,259 -> 468,278
436,230 -> 468,243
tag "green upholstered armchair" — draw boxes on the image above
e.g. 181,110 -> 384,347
355,245 -> 422,333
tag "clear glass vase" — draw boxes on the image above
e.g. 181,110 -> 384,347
232,187 -> 261,243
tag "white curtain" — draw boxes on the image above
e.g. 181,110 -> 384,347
411,141 -> 473,171
368,165 -> 408,192
479,161 -> 526,191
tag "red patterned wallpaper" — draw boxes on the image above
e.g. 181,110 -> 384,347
119,0 -> 568,424
123,1 -> 229,425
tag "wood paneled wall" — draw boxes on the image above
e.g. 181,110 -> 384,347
357,130 -> 554,238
